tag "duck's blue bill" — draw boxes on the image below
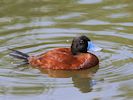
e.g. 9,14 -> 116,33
87,41 -> 102,52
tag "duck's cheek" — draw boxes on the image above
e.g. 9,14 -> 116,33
87,41 -> 102,52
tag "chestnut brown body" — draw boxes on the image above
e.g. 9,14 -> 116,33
28,48 -> 99,70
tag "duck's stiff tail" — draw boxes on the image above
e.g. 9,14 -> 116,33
9,48 -> 29,65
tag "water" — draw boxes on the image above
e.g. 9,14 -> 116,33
0,0 -> 133,100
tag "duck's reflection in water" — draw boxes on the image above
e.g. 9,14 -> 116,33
40,65 -> 99,93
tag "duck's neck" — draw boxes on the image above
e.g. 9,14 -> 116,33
71,49 -> 77,55
71,45 -> 77,55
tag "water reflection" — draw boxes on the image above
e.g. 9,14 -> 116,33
40,66 -> 99,93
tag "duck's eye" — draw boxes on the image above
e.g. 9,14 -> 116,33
79,40 -> 84,44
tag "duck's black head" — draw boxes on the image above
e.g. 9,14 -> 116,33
71,35 -> 90,55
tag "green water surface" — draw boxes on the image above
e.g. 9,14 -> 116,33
0,0 -> 133,100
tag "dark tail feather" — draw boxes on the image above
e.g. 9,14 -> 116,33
8,48 -> 29,58
9,53 -> 28,60
9,48 -> 29,65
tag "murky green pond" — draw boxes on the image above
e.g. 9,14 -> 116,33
0,0 -> 133,100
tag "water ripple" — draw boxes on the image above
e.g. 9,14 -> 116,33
0,0 -> 133,100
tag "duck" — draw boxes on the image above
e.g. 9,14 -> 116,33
9,35 -> 102,70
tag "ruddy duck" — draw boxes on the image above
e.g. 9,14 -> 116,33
9,35 -> 102,70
